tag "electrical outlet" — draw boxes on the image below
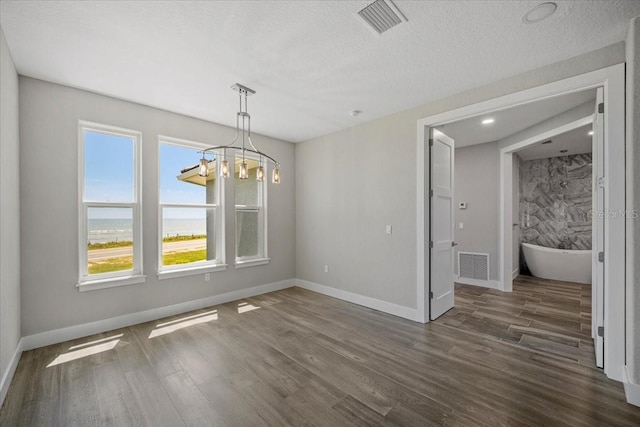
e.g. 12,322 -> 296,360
324,265 -> 329,273
385,225 -> 392,234
204,273 -> 210,282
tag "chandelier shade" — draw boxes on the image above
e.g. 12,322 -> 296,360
197,84 -> 281,184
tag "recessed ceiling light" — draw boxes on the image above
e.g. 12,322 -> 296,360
588,130 -> 594,136
482,118 -> 495,125
522,2 -> 557,24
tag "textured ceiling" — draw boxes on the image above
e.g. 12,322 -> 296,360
440,89 -> 596,148
1,1 -> 638,143
516,124 -> 593,161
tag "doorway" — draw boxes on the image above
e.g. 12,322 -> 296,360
416,63 -> 625,382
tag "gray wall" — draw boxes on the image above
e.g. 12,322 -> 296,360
295,42 -> 625,309
453,142 -> 500,281
626,16 -> 640,386
19,77 -> 295,336
0,28 -> 21,387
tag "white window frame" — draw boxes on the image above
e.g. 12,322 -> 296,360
235,153 -> 269,268
157,136 -> 226,280
78,121 -> 145,291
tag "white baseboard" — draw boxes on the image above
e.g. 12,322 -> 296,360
0,338 -> 23,408
454,275 -> 502,290
21,279 -> 295,351
295,279 -> 421,322
624,366 -> 640,407
512,268 -> 520,280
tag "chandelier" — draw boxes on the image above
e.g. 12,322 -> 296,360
198,83 -> 280,184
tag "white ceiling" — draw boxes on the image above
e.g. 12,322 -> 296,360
1,1 -> 638,143
516,124 -> 593,161
439,89 -> 596,148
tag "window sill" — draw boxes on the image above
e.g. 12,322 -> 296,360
77,274 -> 147,292
157,264 -> 227,280
235,258 -> 270,269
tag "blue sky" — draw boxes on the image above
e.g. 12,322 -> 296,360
85,132 -> 206,219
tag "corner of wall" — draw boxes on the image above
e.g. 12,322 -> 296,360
0,24 -> 22,409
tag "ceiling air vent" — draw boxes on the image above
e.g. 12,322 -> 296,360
358,0 -> 407,34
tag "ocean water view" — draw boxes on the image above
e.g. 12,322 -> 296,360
88,218 -> 206,244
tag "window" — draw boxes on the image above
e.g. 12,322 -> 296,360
235,155 -> 268,267
158,137 -> 225,278
78,122 -> 143,290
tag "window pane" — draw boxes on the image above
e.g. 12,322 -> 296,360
160,144 -> 217,204
236,210 -> 259,258
87,207 -> 133,274
84,131 -> 134,202
235,158 -> 260,206
162,207 -> 215,266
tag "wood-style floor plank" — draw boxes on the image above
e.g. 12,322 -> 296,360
1,276 -> 639,426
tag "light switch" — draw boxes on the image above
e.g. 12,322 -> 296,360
459,222 -> 464,229
385,225 -> 392,234
459,202 -> 467,209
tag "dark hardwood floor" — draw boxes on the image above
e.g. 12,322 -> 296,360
445,275 -> 596,367
1,277 -> 639,426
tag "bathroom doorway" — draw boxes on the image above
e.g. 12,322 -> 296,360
432,88 -> 602,367
417,63 -> 625,381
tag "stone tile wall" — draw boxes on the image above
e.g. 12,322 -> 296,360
519,153 -> 592,250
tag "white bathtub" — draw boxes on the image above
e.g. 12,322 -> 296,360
521,242 -> 592,285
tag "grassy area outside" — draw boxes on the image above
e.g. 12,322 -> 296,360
88,256 -> 133,274
163,249 -> 206,265
163,234 -> 206,242
88,248 -> 207,274
88,235 -> 206,250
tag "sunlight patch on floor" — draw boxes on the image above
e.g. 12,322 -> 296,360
47,334 -> 123,367
237,302 -> 260,313
148,309 -> 218,338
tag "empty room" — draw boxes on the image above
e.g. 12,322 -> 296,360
2,1 -> 640,425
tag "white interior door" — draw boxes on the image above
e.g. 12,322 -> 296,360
430,128 -> 455,320
592,87 -> 605,368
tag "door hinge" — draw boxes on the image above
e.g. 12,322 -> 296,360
597,176 -> 606,188
598,252 -> 604,263
429,291 -> 434,299
597,326 -> 604,337
598,102 -> 604,114
429,189 -> 434,197
429,138 -> 434,147
429,241 -> 434,249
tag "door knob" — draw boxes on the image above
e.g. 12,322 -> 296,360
452,241 -> 458,247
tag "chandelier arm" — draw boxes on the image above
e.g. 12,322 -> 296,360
243,148 -> 278,166
247,134 -> 259,153
201,131 -> 240,155
198,145 -> 279,166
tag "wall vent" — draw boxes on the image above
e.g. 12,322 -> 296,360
358,0 -> 407,34
458,252 -> 489,281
